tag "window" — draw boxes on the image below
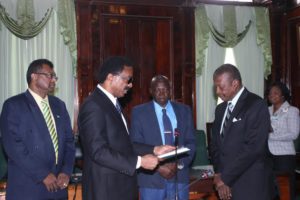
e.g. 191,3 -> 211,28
217,48 -> 237,105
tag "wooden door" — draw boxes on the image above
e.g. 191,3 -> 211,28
76,1 -> 195,121
286,13 -> 300,108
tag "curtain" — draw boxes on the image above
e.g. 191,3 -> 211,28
233,7 -> 265,97
195,5 -> 272,131
0,0 -> 76,122
196,5 -> 226,130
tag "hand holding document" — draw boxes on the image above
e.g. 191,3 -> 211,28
157,147 -> 190,159
153,145 -> 175,156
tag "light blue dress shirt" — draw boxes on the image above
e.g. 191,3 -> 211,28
153,100 -> 177,145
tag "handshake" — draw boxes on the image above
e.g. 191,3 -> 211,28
140,145 -> 175,170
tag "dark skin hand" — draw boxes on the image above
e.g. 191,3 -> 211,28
57,173 -> 70,189
157,162 -> 177,179
43,173 -> 70,192
43,173 -> 59,192
214,173 -> 232,200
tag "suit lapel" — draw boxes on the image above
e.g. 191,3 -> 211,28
171,102 -> 182,144
24,91 -> 49,133
24,91 -> 56,160
94,88 -> 128,132
148,102 -> 164,145
223,89 -> 248,137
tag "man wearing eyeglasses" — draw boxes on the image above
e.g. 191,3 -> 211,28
78,56 -> 174,200
0,59 -> 75,200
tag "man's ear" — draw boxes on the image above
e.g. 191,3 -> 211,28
232,79 -> 239,89
31,73 -> 37,82
107,73 -> 114,82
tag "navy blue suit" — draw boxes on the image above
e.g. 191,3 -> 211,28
0,90 -> 75,200
130,101 -> 196,188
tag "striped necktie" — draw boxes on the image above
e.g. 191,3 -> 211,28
221,102 -> 233,138
41,100 -> 58,164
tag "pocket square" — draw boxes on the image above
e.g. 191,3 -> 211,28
232,117 -> 241,122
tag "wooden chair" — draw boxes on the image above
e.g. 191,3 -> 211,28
276,173 -> 291,200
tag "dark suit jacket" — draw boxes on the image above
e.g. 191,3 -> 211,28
78,88 -> 154,200
0,90 -> 75,200
130,101 -> 196,188
211,89 -> 272,200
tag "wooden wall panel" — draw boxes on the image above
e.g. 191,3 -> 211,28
270,2 -> 300,109
76,1 -> 195,120
287,19 -> 300,108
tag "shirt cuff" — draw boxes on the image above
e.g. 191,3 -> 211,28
136,156 -> 141,169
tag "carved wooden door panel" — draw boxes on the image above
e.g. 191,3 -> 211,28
77,1 -> 195,121
287,19 -> 300,108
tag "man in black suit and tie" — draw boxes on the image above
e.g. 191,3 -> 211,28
211,64 -> 272,200
78,56 -> 174,200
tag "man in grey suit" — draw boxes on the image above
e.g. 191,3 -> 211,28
78,56 -> 174,200
211,64 -> 272,200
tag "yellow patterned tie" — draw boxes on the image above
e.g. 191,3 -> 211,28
41,100 -> 58,164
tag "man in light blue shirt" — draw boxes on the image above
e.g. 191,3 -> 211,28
130,75 -> 196,200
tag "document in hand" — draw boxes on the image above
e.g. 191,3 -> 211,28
157,147 -> 190,159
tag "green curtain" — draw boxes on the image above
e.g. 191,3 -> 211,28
57,0 -> 77,75
195,5 -> 210,76
195,5 -> 272,77
0,0 -> 77,75
208,6 -> 251,48
255,7 -> 272,78
0,0 -> 52,40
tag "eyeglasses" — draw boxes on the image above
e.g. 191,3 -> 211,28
35,72 -> 58,81
117,75 -> 133,84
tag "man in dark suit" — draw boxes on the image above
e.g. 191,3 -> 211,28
78,57 -> 174,200
0,59 -> 75,200
130,75 -> 196,200
211,64 -> 272,200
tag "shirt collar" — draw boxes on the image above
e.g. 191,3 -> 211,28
28,88 -> 49,106
153,100 -> 171,110
229,86 -> 245,108
97,84 -> 117,105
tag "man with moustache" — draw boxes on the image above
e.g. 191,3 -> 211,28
78,57 -> 174,200
0,59 -> 75,200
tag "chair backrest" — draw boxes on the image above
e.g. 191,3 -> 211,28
191,130 -> 210,167
0,140 -> 7,180
206,122 -> 213,159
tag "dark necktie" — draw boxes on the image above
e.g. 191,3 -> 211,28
115,100 -> 122,114
221,102 -> 233,138
162,108 -> 174,145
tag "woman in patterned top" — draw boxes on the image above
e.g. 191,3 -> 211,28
268,81 -> 300,200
